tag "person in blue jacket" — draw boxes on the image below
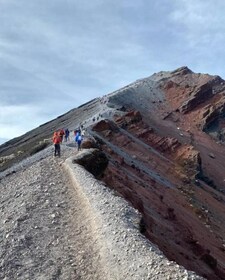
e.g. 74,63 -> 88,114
77,134 -> 83,151
65,128 -> 70,142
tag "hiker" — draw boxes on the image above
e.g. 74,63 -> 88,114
65,128 -> 70,142
77,134 -> 83,151
59,129 -> 65,143
74,129 -> 80,137
75,129 -> 80,142
52,131 -> 61,157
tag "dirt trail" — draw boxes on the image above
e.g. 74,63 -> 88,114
0,147 -> 107,280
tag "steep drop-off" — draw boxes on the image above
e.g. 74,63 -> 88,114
89,67 -> 225,279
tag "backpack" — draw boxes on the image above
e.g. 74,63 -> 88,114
53,135 -> 61,144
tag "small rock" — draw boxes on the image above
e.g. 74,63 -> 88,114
208,153 -> 215,159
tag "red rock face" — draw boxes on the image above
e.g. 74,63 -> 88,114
91,67 -> 225,279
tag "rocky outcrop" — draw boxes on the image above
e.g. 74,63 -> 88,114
0,153 -> 15,166
81,137 -> 97,149
201,98 -> 225,131
180,83 -> 213,113
115,110 -> 142,128
171,66 -> 193,76
174,145 -> 202,179
73,148 -> 108,178
92,120 -> 118,133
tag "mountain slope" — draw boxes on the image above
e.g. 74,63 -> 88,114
1,66 -> 225,279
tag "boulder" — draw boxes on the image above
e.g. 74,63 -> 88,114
73,148 -> 108,177
81,138 -> 97,149
174,145 -> 202,179
92,119 -> 118,132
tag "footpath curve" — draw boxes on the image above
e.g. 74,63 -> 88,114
0,145 -> 107,280
64,148 -> 204,280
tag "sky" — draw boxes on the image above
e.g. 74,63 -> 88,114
1,0 -> 225,144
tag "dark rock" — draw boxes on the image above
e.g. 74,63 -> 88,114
180,83 -> 213,114
73,149 -> 108,178
171,66 -> 193,75
139,217 -> 146,234
200,253 -> 217,270
81,138 -> 97,149
208,153 -> 215,159
92,120 -> 118,133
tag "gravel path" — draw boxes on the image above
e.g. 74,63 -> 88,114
0,142 -> 205,279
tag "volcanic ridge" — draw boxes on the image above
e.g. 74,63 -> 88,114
1,66 -> 225,279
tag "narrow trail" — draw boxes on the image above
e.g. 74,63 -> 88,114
0,145 -> 106,280
0,141 -> 205,280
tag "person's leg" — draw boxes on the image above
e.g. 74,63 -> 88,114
55,144 -> 60,156
78,140 -> 82,151
54,144 -> 57,156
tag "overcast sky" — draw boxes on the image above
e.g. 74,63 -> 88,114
1,0 -> 225,143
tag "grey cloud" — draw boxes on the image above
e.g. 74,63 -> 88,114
1,0 -> 225,141
0,59 -> 70,105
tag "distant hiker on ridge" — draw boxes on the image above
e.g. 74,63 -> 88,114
75,130 -> 80,145
77,134 -> 83,151
52,131 -> 61,157
65,128 -> 70,142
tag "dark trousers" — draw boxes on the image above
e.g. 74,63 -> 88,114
77,140 -> 82,151
54,144 -> 60,156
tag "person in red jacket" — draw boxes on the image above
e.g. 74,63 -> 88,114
52,131 -> 61,157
